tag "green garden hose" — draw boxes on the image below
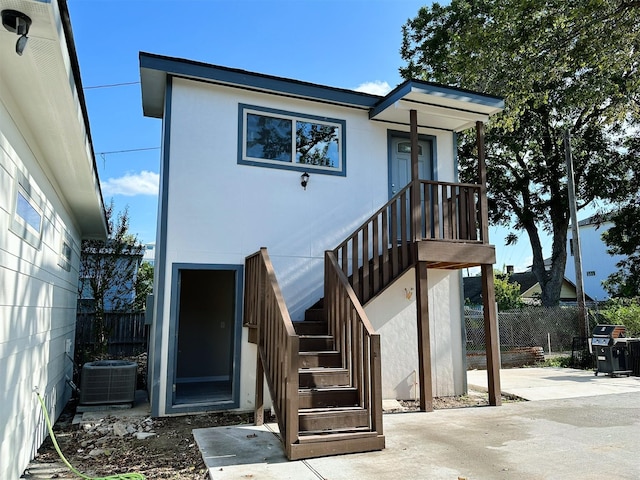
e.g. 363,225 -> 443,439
35,389 -> 146,480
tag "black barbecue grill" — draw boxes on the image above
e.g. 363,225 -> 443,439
591,325 -> 632,377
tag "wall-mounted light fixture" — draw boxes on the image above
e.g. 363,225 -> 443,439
300,172 -> 310,190
2,9 -> 32,56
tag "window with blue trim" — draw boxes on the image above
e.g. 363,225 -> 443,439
239,104 -> 346,175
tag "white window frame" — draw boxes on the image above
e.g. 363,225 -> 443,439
238,104 -> 346,176
10,172 -> 43,248
58,229 -> 75,272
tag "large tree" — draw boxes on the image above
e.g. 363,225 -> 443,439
401,0 -> 640,305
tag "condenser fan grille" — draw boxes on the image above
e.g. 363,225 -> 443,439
79,360 -> 137,405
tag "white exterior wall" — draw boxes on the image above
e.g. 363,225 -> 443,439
364,268 -> 465,400
0,97 -> 81,480
153,77 -> 462,413
565,222 -> 625,301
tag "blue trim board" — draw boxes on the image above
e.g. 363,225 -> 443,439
140,52 -> 379,110
237,103 -> 347,177
453,132 -> 459,182
165,263 -> 244,415
150,76 -> 173,417
370,79 -> 504,120
140,53 -> 504,123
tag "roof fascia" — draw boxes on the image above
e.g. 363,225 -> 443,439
140,52 -> 379,112
370,79 -> 504,120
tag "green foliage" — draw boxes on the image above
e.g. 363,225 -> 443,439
78,201 -> 144,352
602,205 -> 640,297
133,262 -> 154,311
494,272 -> 525,311
541,355 -> 573,368
401,0 -> 640,306
599,298 -> 640,337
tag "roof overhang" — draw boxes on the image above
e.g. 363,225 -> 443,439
140,53 -> 504,133
0,0 -> 107,239
369,80 -> 505,132
140,52 -> 380,119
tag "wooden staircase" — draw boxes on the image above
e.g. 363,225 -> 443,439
243,179 -> 495,459
244,249 -> 384,460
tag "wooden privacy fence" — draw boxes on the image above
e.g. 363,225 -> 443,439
75,311 -> 147,359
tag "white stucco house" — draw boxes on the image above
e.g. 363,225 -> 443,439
0,1 -> 107,477
566,214 -> 624,301
140,52 -> 504,458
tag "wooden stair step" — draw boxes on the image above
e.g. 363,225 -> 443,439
304,308 -> 325,322
288,432 -> 385,460
299,335 -> 334,351
298,407 -> 369,432
298,351 -> 342,368
299,367 -> 349,388
293,320 -> 327,335
298,387 -> 359,409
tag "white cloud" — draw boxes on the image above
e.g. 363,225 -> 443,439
101,170 -> 159,197
354,81 -> 392,96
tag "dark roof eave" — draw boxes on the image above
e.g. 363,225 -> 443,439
139,52 -> 381,117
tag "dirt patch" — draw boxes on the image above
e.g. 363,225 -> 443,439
24,391 -> 522,479
24,397 -> 254,479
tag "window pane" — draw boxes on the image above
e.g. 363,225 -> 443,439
246,113 -> 292,162
17,191 -> 41,233
296,121 -> 339,168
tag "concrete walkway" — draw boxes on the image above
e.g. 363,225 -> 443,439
194,368 -> 640,480
467,366 -> 640,400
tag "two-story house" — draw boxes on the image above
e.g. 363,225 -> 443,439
140,52 -> 504,459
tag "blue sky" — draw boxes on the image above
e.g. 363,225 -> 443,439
67,0 -> 548,272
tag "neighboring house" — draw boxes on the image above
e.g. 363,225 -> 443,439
565,213 -> 624,301
142,242 -> 156,265
464,271 -> 594,307
0,1 -> 107,478
77,242 -> 144,312
140,52 -> 503,459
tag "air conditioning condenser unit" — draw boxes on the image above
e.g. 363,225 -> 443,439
79,360 -> 137,405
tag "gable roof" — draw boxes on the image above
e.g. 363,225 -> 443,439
139,52 -> 504,132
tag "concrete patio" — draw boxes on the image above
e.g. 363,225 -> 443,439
194,368 -> 640,479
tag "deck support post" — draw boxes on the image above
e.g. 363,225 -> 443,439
476,120 -> 501,405
255,349 -> 264,425
415,259 -> 433,412
410,109 -> 421,241
481,263 -> 502,405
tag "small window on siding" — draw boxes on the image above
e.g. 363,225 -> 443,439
239,104 -> 346,176
586,271 -> 596,277
10,173 -> 43,248
58,230 -> 75,272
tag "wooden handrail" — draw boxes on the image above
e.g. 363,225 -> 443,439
332,179 -> 486,303
324,251 -> 383,438
244,248 -> 299,454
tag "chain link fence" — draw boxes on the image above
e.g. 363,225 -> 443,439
465,305 -> 600,355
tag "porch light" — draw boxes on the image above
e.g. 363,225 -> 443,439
2,9 -> 32,56
300,172 -> 310,190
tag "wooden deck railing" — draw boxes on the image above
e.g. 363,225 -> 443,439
324,251 -> 383,437
244,248 -> 299,456
332,179 -> 485,303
